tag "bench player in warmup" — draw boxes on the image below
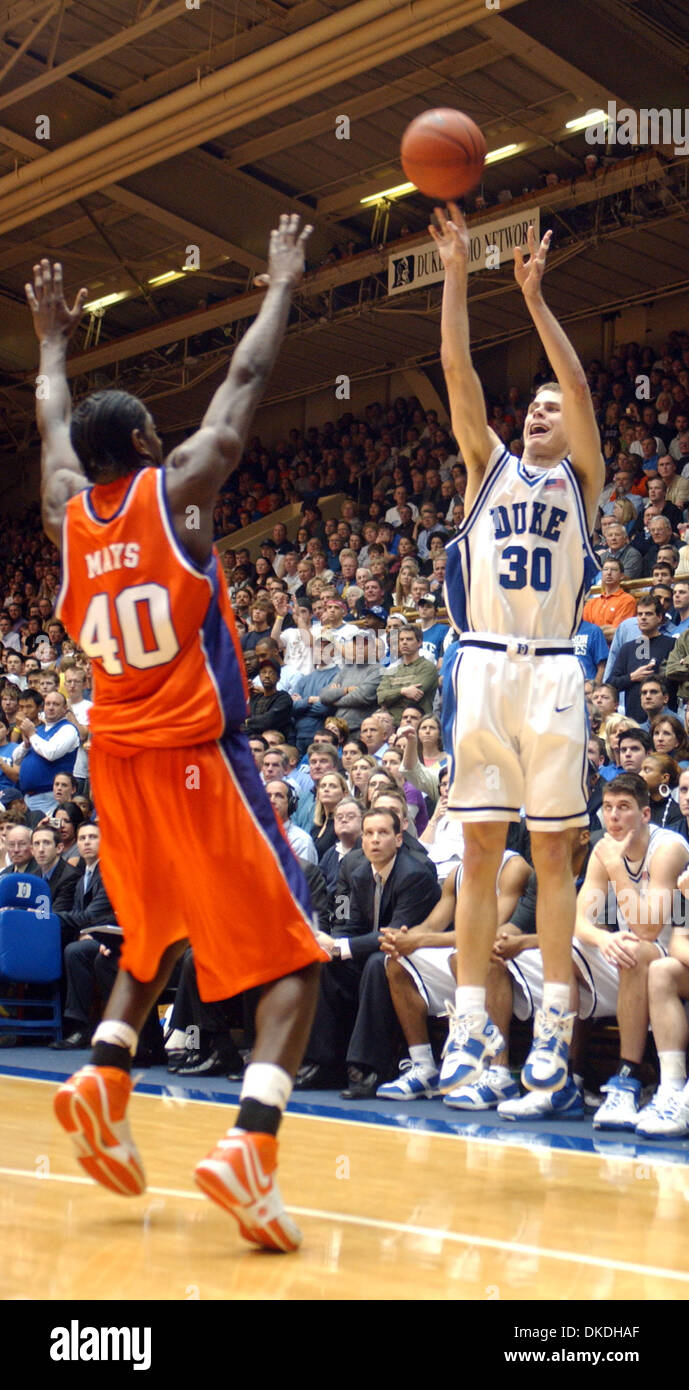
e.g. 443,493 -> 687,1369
25,216 -> 327,1253
429,206 -> 605,1112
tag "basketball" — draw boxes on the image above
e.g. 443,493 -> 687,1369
400,108 -> 486,201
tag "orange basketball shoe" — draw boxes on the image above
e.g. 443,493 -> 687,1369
194,1129 -> 302,1253
54,1065 -> 146,1197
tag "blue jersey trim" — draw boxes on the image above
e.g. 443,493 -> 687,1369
159,470 -> 211,578
448,450 -> 511,545
84,469 -> 143,525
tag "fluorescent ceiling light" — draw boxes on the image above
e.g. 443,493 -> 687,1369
360,181 -> 416,205
148,269 -> 186,286
83,291 -> 129,312
565,109 -> 608,132
485,143 -> 519,165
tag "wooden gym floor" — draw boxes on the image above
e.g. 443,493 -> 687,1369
3,1072 -> 689,1301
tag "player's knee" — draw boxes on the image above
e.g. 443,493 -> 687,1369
627,939 -> 658,970
649,953 -> 682,995
530,829 -> 575,875
462,826 -> 504,877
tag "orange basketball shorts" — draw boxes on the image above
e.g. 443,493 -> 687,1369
89,727 -> 326,1001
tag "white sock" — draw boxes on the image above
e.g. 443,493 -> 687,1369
92,1020 -> 139,1056
455,986 -> 485,1017
542,983 -> 570,1016
165,1029 -> 186,1051
659,1052 -> 686,1089
409,1044 -> 435,1070
239,1062 -> 292,1113
489,1064 -> 511,1081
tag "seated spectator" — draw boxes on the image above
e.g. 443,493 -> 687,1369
576,775 -> 689,1132
597,522 -> 643,579
378,745 -> 428,835
639,752 -> 686,831
0,822 -> 38,876
10,689 -> 79,815
54,801 -> 85,867
319,797 -> 364,899
377,849 -> 530,1101
419,766 -> 464,880
638,674 -> 675,730
607,597 -> 676,723
377,624 -> 438,723
349,753 -> 378,801
290,637 -> 339,753
359,713 -> 388,762
416,593 -> 449,662
264,779 -> 318,865
30,823 -> 80,942
574,620 -> 609,682
291,741 -> 341,832
650,714 -> 689,765
583,556 -> 638,642
49,825 -> 165,1064
245,657 -> 294,741
617,727 -> 651,777
295,807 -> 440,1096
311,770 -> 349,859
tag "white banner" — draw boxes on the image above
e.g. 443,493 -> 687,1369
387,207 -> 540,296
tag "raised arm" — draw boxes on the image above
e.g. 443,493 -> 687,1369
165,214 -> 311,521
428,203 -> 501,511
24,261 -> 89,548
514,226 -> 605,527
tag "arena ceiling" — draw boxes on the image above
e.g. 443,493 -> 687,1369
0,0 -> 688,452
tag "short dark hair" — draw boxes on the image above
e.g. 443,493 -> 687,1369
640,675 -> 669,696
618,727 -> 651,752
31,824 -> 60,847
70,390 -> 150,482
602,772 -> 650,809
362,806 -> 401,836
637,597 -> 664,618
399,624 -> 422,643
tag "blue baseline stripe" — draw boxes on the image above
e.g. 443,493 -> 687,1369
8,1059 -> 687,1158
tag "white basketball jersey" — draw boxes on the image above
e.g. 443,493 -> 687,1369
616,825 -> 689,947
444,445 -> 599,640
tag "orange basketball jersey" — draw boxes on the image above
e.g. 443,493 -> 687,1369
55,468 -> 248,755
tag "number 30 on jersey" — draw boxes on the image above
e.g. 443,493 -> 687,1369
79,583 -> 180,674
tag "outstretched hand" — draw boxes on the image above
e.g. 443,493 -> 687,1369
513,224 -> 552,299
253,213 -> 312,290
428,202 -> 470,271
25,260 -> 88,343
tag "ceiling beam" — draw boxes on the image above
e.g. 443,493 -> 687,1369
0,0 -> 191,115
117,0 -> 331,111
0,0 -> 56,85
474,12 -> 630,105
0,0 -> 527,236
0,122 -> 266,275
224,40 -> 503,168
10,153 -> 664,380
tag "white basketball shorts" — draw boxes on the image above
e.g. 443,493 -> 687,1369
445,634 -> 589,831
398,946 -> 456,1018
572,937 -> 668,1020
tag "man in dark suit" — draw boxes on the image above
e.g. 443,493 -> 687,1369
295,807 -> 440,1097
0,823 -> 38,876
30,823 -> 80,945
50,823 -> 165,1063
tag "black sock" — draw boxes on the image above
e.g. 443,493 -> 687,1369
92,1041 -> 132,1074
237,1097 -> 281,1137
617,1059 -> 642,1083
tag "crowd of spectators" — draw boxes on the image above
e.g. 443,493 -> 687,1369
5,328 -> 689,1126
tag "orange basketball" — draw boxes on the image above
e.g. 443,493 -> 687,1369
401,108 -> 486,200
